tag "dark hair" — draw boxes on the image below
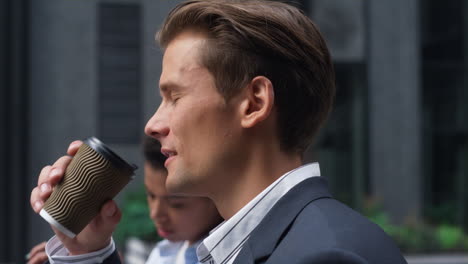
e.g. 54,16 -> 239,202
158,0 -> 335,154
142,136 -> 167,170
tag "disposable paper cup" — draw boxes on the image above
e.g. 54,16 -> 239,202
40,137 -> 137,238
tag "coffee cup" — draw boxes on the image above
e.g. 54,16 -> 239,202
40,137 -> 137,238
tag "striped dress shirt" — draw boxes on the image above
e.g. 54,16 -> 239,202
197,163 -> 321,264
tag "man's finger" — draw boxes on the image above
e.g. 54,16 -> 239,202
27,251 -> 48,264
37,165 -> 52,186
48,155 -> 73,184
30,187 -> 43,213
37,165 -> 54,199
67,140 -> 83,156
29,242 -> 46,257
51,155 -> 73,172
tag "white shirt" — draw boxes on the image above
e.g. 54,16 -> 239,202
197,163 -> 320,264
45,235 -> 115,264
146,239 -> 201,264
45,237 -> 201,264
45,163 -> 320,264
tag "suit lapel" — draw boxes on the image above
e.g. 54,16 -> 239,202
233,177 -> 332,264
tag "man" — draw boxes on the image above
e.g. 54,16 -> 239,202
30,1 -> 407,263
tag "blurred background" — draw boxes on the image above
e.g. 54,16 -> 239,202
1,0 -> 467,263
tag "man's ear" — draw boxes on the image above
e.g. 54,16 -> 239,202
239,76 -> 275,128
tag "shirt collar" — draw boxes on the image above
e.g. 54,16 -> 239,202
197,163 -> 320,264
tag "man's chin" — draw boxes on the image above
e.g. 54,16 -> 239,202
165,173 -> 194,195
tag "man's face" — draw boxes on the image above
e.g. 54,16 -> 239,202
145,31 -> 241,195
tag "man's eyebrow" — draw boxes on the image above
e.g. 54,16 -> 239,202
159,81 -> 183,95
166,195 -> 189,201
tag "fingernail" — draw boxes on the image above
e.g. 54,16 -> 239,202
41,183 -> 50,193
25,252 -> 30,260
49,168 -> 61,178
34,201 -> 43,211
105,204 -> 116,217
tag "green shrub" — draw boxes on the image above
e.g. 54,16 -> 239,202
436,225 -> 464,250
363,200 -> 468,253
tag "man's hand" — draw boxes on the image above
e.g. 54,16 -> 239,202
27,242 -> 47,264
30,140 -> 121,255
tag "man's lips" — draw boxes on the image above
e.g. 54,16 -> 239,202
161,148 -> 177,158
161,148 -> 177,167
164,155 -> 176,168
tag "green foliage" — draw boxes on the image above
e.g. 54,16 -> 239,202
114,186 -> 160,245
391,224 -> 439,252
363,200 -> 468,253
436,225 -> 464,250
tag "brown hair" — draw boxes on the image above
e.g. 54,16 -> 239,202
158,0 -> 335,154
143,136 -> 167,170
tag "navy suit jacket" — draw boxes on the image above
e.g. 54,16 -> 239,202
100,177 -> 406,264
232,177 -> 407,264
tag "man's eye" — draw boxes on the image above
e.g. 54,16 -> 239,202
169,203 -> 186,209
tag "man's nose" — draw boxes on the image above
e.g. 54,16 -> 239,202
145,105 -> 169,140
150,199 -> 168,220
